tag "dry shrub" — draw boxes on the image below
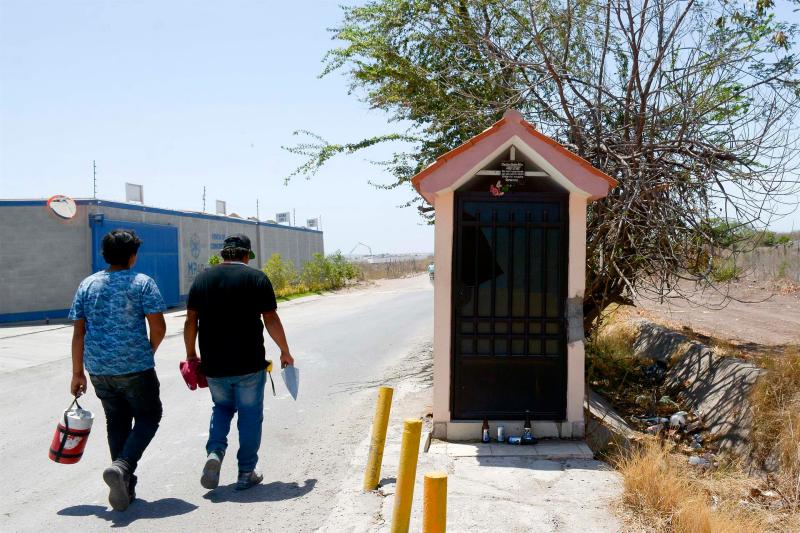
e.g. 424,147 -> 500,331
594,316 -> 639,354
586,311 -> 639,387
617,441 -> 766,532
672,497 -> 757,533
586,318 -> 678,418
750,347 -> 800,511
618,441 -> 686,517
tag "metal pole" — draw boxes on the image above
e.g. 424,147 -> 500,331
92,160 -> 97,199
423,472 -> 447,533
391,418 -> 422,533
363,386 -> 394,491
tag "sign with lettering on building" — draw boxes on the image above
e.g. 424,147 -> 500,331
306,218 -> 319,229
276,212 -> 291,224
500,160 -> 525,186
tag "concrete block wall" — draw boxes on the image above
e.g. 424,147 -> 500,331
0,203 -> 92,318
0,199 -> 324,321
258,224 -> 324,270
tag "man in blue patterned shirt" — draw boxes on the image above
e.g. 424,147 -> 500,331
69,229 -> 167,512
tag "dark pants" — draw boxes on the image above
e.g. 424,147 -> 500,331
90,368 -> 163,473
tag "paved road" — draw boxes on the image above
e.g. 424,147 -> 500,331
0,275 -> 432,533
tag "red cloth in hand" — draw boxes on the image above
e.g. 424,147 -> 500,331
179,359 -> 208,390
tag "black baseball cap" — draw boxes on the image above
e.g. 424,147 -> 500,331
222,234 -> 256,259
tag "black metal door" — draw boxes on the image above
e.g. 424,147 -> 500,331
452,192 -> 568,420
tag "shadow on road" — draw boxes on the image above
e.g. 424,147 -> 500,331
57,497 -> 198,527
329,342 -> 433,396
203,478 -> 317,503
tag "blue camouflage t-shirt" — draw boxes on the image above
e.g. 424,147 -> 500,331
69,270 -> 166,376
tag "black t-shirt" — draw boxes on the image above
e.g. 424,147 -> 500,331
187,263 -> 278,378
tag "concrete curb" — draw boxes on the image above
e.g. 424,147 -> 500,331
585,388 -> 636,455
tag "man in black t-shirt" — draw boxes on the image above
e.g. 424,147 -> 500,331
184,234 -> 294,491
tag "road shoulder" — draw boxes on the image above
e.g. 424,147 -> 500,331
319,348 -> 622,533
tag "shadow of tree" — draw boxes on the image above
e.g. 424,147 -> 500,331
666,342 -> 762,453
57,498 -> 198,528
329,342 -> 433,396
634,320 -> 765,454
203,478 -> 317,504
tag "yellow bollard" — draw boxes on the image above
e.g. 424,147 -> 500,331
363,386 -> 394,491
390,418 -> 423,533
422,472 -> 447,533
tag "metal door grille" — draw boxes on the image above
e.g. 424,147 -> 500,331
451,192 -> 568,420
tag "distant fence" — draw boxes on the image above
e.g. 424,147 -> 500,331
356,257 -> 433,281
736,243 -> 800,282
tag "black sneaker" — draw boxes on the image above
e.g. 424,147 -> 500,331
128,474 -> 138,503
235,470 -> 263,491
103,461 -> 131,511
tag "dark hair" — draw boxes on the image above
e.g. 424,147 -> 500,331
220,247 -> 249,261
102,229 -> 142,266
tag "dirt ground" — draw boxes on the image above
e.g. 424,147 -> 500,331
605,283 -> 800,532
632,281 -> 800,352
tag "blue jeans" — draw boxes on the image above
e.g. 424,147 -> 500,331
206,370 -> 266,472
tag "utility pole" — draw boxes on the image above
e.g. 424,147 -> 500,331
202,186 -> 206,212
92,160 -> 97,199
256,199 -> 260,220
293,208 -> 296,227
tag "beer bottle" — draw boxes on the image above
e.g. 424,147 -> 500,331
481,419 -> 490,443
522,410 -> 537,444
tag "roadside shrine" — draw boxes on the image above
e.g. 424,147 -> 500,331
411,109 -> 616,440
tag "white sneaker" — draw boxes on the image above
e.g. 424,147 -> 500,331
201,451 -> 224,489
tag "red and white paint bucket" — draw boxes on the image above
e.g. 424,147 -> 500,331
49,397 -> 94,464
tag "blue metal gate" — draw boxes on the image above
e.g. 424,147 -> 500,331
90,217 -> 181,307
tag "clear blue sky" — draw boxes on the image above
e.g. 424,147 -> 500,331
0,0 -> 433,254
1,0 -> 798,258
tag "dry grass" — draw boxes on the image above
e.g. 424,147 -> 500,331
618,442 -> 686,517
617,441 -> 773,532
586,320 -> 643,409
750,347 -> 800,512
587,314 -> 686,420
596,310 -> 800,531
